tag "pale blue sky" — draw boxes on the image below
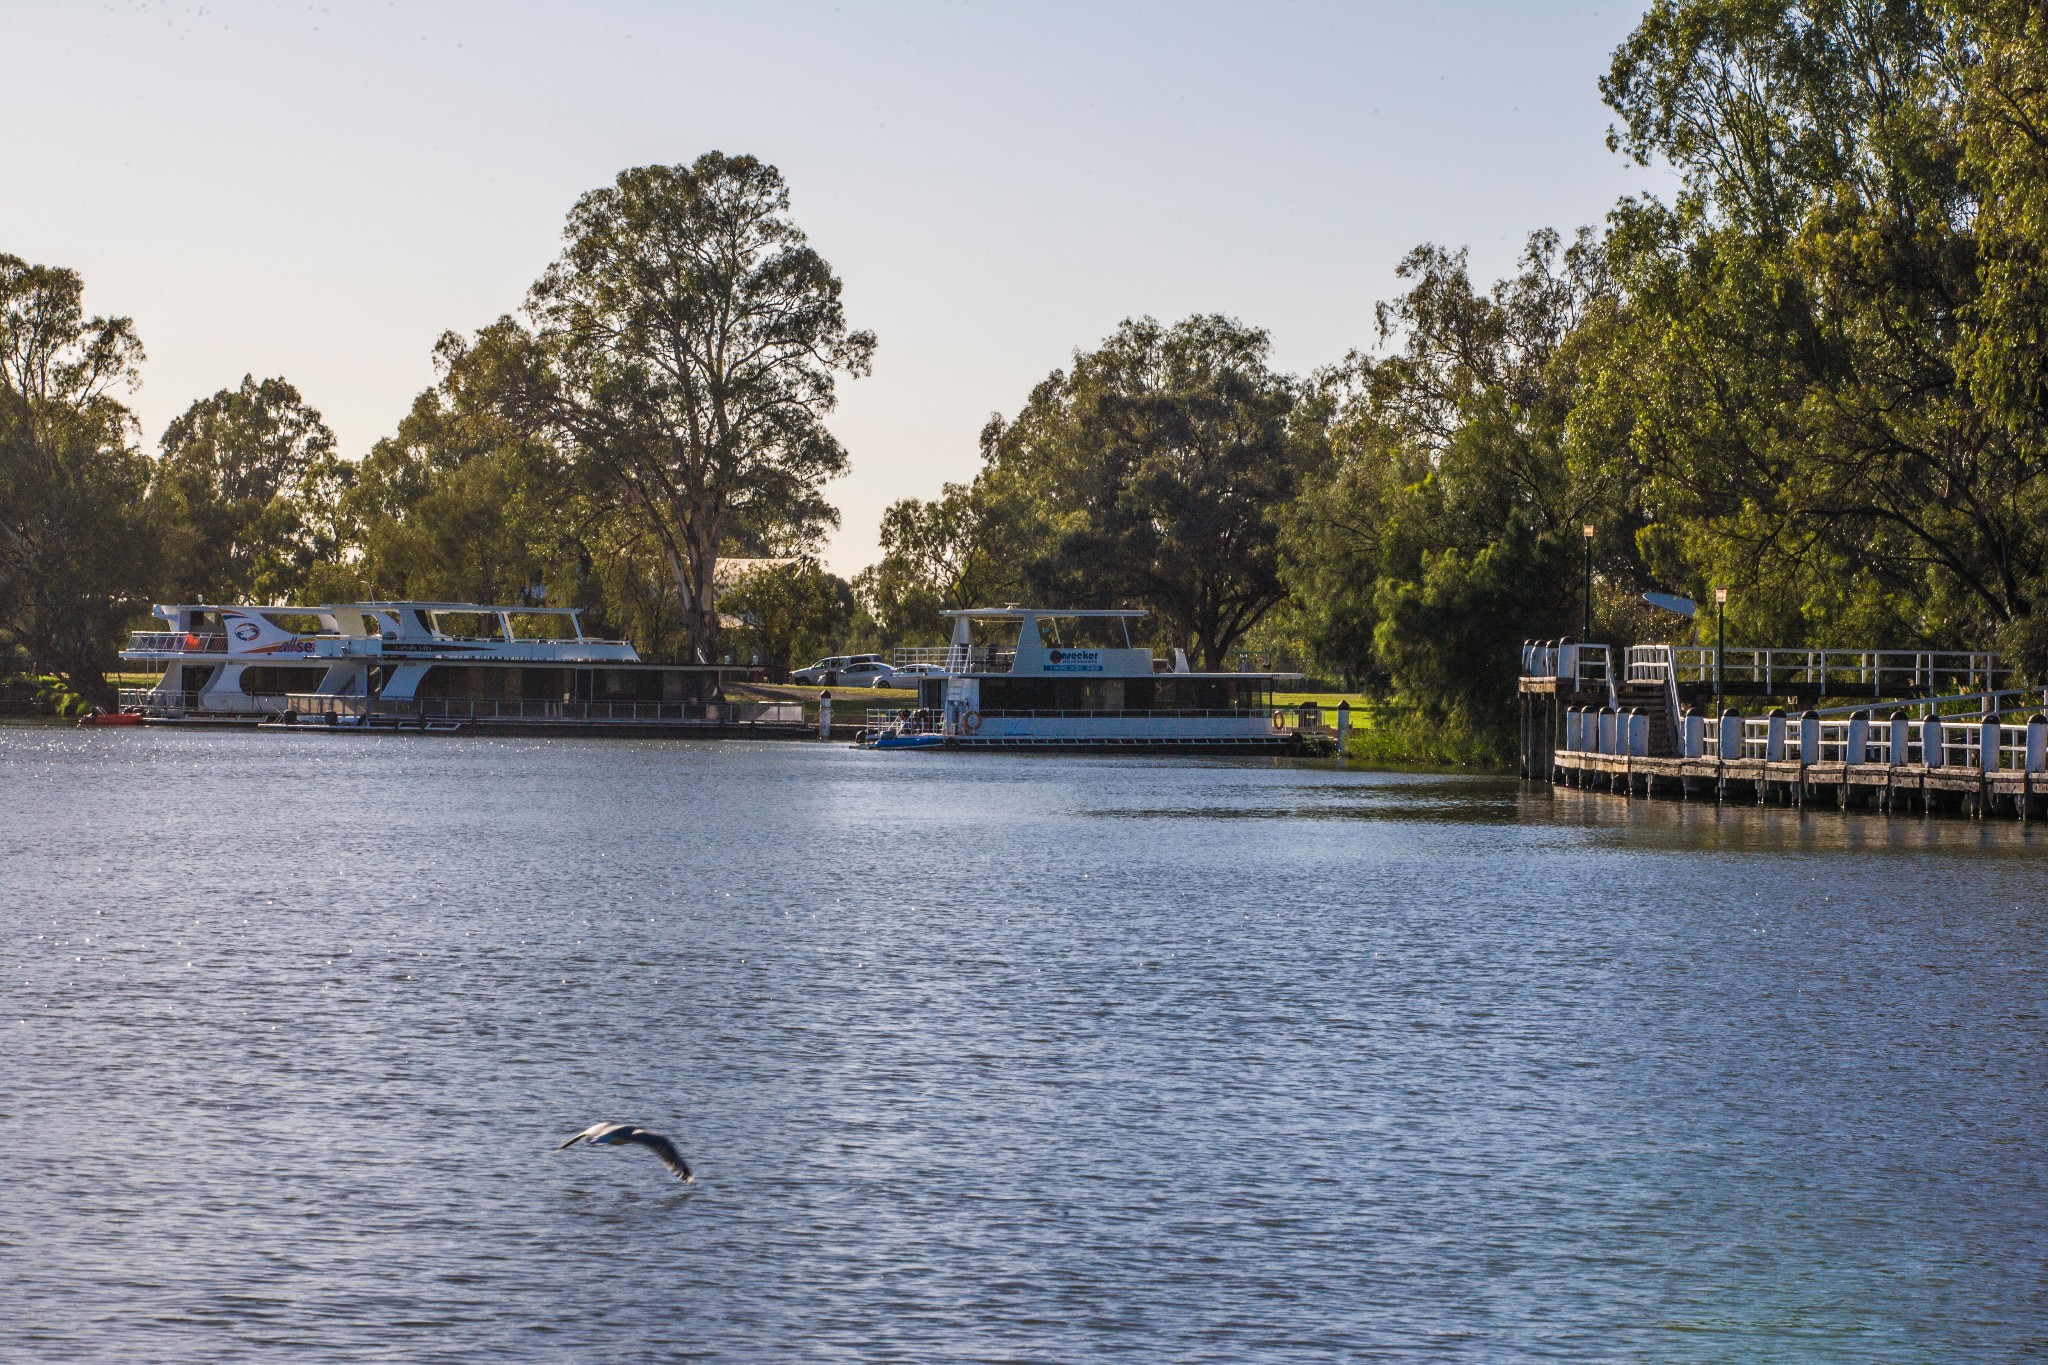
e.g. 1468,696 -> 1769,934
3,1 -> 1671,572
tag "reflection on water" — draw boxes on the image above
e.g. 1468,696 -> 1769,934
3,730 -> 2044,1362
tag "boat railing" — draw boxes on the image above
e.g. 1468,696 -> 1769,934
393,697 -> 803,724
864,706 -> 945,735
119,689 -> 804,725
126,631 -> 229,654
891,645 -> 1014,673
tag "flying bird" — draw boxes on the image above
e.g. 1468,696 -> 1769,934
556,1122 -> 694,1182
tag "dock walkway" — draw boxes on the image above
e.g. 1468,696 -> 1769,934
1519,639 -> 2048,821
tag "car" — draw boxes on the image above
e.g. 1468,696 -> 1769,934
791,654 -> 894,687
885,663 -> 949,693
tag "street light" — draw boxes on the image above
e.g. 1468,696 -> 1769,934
1581,524 -> 1595,642
1714,587 -> 1729,712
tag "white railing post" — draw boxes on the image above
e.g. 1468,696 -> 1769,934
1981,716 -> 2001,773
2028,715 -> 2048,773
1846,710 -> 1868,764
1598,707 -> 1616,754
1766,710 -> 1787,762
1798,711 -> 1819,764
1888,711 -> 1909,766
1681,709 -> 1704,759
1627,708 -> 1647,756
1720,710 -> 1742,760
1922,715 -> 1944,768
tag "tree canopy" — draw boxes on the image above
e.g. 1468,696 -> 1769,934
517,154 -> 875,662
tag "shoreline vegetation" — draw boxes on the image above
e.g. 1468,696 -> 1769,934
6,2 -> 2047,769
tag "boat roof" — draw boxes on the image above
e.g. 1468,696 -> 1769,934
941,606 -> 1149,619
344,602 -> 582,615
154,601 -> 584,616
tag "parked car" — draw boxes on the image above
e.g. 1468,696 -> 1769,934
792,654 -> 894,687
887,663 -> 950,687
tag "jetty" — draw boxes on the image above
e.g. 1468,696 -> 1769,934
1518,641 -> 2048,820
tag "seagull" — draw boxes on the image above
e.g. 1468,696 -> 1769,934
555,1122 -> 694,1182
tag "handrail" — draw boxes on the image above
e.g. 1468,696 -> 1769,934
1621,643 -> 2007,696
127,632 -> 229,654
1558,701 -> 2048,772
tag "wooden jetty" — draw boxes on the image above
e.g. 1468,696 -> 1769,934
1519,640 -> 2048,821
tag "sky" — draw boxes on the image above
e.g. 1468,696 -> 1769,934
2,0 -> 1674,575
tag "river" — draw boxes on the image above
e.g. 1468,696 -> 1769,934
3,728 -> 2044,1361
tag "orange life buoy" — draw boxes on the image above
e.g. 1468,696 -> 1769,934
1271,709 -> 1287,731
962,710 -> 981,734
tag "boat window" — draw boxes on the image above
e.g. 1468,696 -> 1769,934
432,611 -> 505,641
507,611 -> 576,640
1060,616 -> 1133,650
238,666 -> 328,695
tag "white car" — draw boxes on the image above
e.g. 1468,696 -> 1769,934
792,655 -> 896,687
887,663 -> 949,686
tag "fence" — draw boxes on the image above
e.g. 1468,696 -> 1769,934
1519,641 -> 1614,693
1621,644 -> 2006,697
1559,701 -> 2048,774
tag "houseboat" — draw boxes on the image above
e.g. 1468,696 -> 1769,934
119,601 -> 802,735
861,606 -> 1312,752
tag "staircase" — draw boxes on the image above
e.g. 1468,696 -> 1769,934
1615,680 -> 1678,756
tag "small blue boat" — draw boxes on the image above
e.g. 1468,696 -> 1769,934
870,731 -> 948,750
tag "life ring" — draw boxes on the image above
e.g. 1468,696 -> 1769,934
1271,710 -> 1287,732
961,710 -> 981,734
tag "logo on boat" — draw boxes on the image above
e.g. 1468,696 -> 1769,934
232,622 -> 261,641
1045,648 -> 1103,673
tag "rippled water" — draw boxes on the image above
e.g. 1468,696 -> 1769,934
3,728 -> 2045,1361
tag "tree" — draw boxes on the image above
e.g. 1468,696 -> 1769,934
1282,230 -> 1609,699
154,375 -> 351,603
0,253 -> 156,704
980,315 -> 1316,669
1374,515 -> 1576,753
1582,0 -> 2048,655
518,154 -> 874,662
721,559 -> 854,677
856,479 -> 1037,643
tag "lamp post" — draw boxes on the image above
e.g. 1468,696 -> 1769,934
1581,523 -> 1595,642
1714,588 -> 1728,712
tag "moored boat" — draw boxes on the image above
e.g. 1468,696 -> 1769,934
859,607 -> 1314,753
118,601 -> 804,735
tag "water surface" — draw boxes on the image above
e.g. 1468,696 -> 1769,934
3,730 -> 2044,1360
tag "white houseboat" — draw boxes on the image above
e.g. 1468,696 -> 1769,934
120,601 -> 801,734
863,607 -> 1312,752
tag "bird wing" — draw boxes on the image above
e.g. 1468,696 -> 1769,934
624,1129 -> 694,1181
556,1121 -> 627,1150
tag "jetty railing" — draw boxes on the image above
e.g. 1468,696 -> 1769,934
1559,700 -> 2048,773
1621,644 -> 2005,696
1520,641 -> 1613,692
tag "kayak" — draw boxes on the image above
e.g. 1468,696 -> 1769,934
79,712 -> 143,726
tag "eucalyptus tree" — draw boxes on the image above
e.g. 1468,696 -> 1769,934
520,153 -> 874,662
0,253 -> 155,700
979,315 -> 1316,670
154,374 -> 351,604
1583,0 -> 2048,652
857,478 -> 1038,643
